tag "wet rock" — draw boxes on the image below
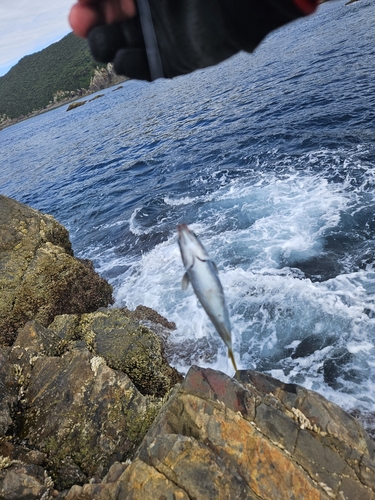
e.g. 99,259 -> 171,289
66,101 -> 86,111
323,347 -> 363,389
351,409 -> 375,441
88,94 -> 104,102
16,346 -> 160,490
49,308 -> 182,398
290,334 -> 336,359
0,195 -> 113,346
127,305 -> 176,331
282,249 -> 343,282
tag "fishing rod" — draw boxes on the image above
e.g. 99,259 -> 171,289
137,0 -> 164,81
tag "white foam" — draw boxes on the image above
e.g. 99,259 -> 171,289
107,164 -> 375,411
164,195 -> 197,206
347,342 -> 374,354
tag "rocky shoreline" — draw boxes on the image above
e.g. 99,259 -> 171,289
0,73 -> 127,132
1,194 -> 375,499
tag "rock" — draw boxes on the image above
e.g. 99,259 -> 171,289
0,195 -> 113,346
58,462 -> 129,500
0,439 -> 52,499
290,334 -> 336,359
3,360 -> 375,499
49,308 -> 182,398
0,348 -> 17,436
16,345 -> 160,490
0,463 -> 51,500
350,409 -> 375,441
323,347 -> 364,389
0,196 -> 184,496
0,440 -> 47,467
1,311 -> 181,493
66,101 -> 86,111
99,367 -> 375,500
88,94 -> 104,102
2,196 -> 375,499
102,461 -> 128,484
127,305 -> 176,331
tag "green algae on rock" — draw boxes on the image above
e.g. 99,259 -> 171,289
49,308 -> 182,398
0,195 -> 113,346
16,345 -> 163,490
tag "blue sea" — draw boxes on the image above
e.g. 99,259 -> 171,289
1,0 -> 375,421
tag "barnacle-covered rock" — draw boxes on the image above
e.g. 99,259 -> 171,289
0,195 -> 113,346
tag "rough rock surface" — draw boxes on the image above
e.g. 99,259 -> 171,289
0,195 -> 113,345
58,366 -> 375,500
0,348 -> 17,437
0,320 -> 170,493
48,308 -> 182,397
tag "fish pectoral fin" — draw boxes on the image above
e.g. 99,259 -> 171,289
181,272 -> 190,290
212,261 -> 219,274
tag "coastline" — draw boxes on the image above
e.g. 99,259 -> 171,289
0,77 -> 128,132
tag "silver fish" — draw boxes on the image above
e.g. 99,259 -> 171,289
177,223 -> 238,373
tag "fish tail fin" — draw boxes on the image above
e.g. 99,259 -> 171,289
228,347 -> 238,375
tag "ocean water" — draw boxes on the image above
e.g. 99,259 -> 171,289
1,0 -> 375,420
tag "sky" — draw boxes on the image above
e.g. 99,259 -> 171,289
0,1 -> 75,77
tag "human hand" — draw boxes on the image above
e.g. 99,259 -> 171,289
69,0 -> 137,38
69,0 -> 318,81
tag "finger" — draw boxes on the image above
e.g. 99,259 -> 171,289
103,0 -> 137,24
69,0 -> 136,38
88,23 -> 127,61
120,0 -> 137,18
113,48 -> 151,80
88,18 -> 144,61
102,0 -> 128,24
69,3 -> 103,38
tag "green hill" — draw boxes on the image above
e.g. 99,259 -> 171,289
0,32 -> 103,120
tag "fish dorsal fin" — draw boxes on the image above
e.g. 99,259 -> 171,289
181,272 -> 190,290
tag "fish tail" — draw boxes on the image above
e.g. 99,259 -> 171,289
228,347 -> 238,375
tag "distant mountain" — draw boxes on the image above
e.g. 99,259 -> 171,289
0,32 -> 111,122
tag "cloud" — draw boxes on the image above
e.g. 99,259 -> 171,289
0,0 -> 75,76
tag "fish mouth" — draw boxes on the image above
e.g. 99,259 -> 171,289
177,223 -> 189,237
